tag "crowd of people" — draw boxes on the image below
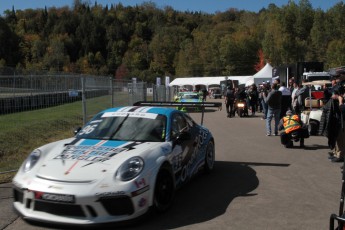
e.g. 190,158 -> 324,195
223,73 -> 345,164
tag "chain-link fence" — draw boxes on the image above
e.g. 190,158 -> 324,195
0,69 -> 174,177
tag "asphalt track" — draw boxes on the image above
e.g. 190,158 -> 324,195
0,98 -> 343,230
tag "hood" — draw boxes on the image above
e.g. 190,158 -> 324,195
36,139 -> 162,182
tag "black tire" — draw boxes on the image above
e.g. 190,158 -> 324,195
308,121 -> 319,136
239,109 -> 244,117
204,141 -> 215,173
153,166 -> 175,213
285,141 -> 293,148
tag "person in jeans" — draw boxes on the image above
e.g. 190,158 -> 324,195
264,83 -> 282,136
259,82 -> 269,120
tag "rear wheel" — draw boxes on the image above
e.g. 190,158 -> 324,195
204,141 -> 215,173
153,167 -> 175,213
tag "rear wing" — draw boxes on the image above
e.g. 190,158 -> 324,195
133,101 -> 222,126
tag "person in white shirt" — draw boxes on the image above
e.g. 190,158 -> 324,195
279,82 -> 292,119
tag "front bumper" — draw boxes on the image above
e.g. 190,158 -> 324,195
12,178 -> 151,225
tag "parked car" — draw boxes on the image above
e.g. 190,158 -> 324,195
209,87 -> 222,99
12,103 -> 217,226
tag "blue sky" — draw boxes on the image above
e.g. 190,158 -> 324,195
0,0 -> 343,15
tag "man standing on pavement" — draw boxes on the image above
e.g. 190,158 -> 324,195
327,79 -> 345,162
259,81 -> 270,120
224,86 -> 235,118
294,80 -> 309,117
264,83 -> 282,136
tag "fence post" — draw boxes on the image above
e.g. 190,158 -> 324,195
81,76 -> 87,125
110,77 -> 114,108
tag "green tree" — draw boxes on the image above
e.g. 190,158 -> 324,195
0,17 -> 20,66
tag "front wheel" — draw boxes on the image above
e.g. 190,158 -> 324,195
204,141 -> 215,173
153,167 -> 175,213
238,109 -> 244,117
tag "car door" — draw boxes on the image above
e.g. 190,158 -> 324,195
170,112 -> 199,186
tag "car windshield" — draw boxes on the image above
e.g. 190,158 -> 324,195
76,112 -> 167,142
183,94 -> 199,99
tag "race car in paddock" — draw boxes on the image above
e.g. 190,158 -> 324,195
175,92 -> 203,111
12,101 -> 221,226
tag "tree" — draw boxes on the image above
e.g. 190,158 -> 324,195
0,17 -> 20,66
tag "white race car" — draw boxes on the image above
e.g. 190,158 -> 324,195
12,102 -> 220,226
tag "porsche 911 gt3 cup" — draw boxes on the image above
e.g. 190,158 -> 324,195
175,92 -> 202,111
12,102 -> 220,226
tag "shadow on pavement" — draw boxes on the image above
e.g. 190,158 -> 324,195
21,161 -> 289,230
120,161 -> 288,230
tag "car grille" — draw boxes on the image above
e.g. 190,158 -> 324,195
34,200 -> 86,217
99,196 -> 134,216
13,188 -> 134,218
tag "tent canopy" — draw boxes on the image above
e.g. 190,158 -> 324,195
169,76 -> 252,88
245,63 -> 273,86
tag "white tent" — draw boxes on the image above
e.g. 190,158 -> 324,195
169,76 -> 252,88
245,63 -> 273,86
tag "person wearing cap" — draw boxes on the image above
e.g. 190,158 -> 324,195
278,110 -> 306,148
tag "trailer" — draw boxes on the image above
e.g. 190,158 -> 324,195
272,62 -> 324,84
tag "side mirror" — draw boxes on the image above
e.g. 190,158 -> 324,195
74,127 -> 81,135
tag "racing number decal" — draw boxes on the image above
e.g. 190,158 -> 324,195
78,124 -> 98,135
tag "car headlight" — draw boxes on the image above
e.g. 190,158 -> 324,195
23,149 -> 41,172
116,157 -> 144,181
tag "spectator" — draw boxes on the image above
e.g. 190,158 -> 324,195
259,82 -> 269,120
264,83 -> 282,136
295,81 -> 309,115
291,82 -> 299,114
325,80 -> 345,162
202,88 -> 208,101
224,86 -> 235,118
248,84 -> 259,116
278,110 -> 306,148
323,82 -> 332,103
288,77 -> 295,93
273,77 -> 280,86
235,86 -> 247,100
279,82 -> 292,119
293,81 -> 309,116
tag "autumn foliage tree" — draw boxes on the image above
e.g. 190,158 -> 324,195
1,0 -> 345,81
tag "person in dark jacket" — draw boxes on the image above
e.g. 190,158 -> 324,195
293,80 -> 309,117
264,83 -> 282,136
248,84 -> 259,116
224,86 -> 235,118
327,85 -> 345,162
